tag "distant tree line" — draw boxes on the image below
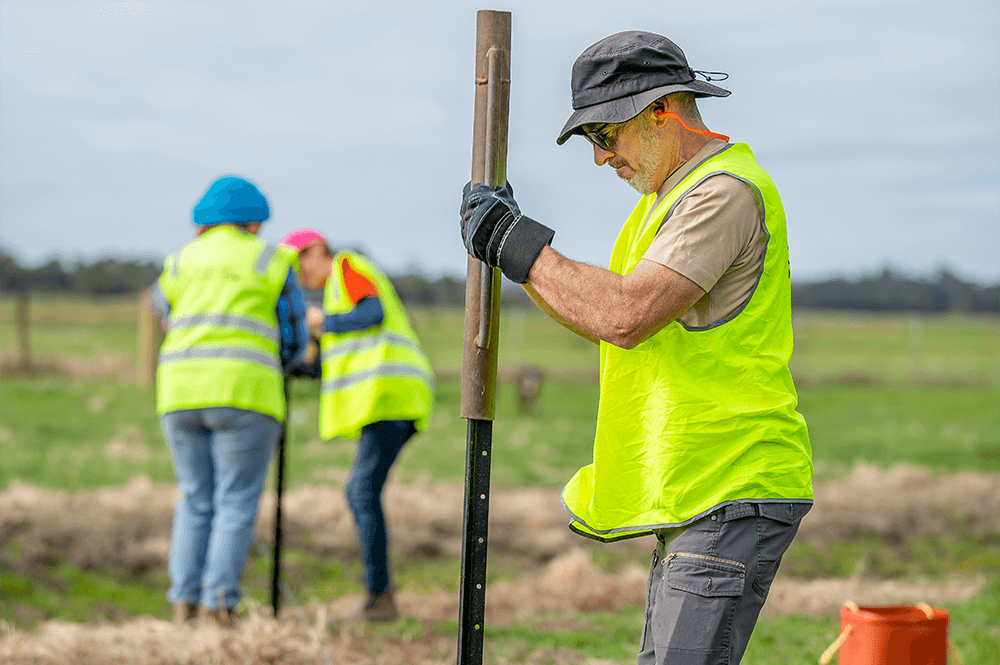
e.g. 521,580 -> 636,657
0,251 -> 162,297
791,268 -> 999,313
1,250 -> 996,313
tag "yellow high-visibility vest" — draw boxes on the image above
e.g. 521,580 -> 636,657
156,225 -> 293,421
562,143 -> 814,542
319,251 -> 434,440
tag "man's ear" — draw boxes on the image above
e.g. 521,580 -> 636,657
656,94 -> 682,117
651,98 -> 669,123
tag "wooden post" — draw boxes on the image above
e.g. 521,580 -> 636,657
15,291 -> 31,369
136,288 -> 164,386
461,11 -> 509,420
458,10 -> 510,665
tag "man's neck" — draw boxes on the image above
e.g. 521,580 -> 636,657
677,133 -> 711,171
651,136 -> 726,209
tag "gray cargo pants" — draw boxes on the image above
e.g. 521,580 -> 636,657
637,501 -> 811,665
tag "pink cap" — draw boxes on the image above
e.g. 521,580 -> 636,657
281,228 -> 326,252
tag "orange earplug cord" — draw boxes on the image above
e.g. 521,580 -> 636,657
654,110 -> 730,142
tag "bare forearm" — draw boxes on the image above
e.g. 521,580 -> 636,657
526,246 -> 704,349
521,283 -> 600,345
527,247 -> 635,346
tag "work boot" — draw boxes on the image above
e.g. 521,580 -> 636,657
358,591 -> 399,622
197,605 -> 236,627
172,601 -> 197,624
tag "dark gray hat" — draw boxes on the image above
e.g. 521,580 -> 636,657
556,31 -> 731,145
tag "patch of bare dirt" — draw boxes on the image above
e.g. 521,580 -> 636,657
1,465 -> 997,664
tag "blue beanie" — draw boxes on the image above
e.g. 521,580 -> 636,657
192,176 -> 270,226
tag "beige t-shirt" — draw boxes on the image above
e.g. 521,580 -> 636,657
643,139 -> 766,329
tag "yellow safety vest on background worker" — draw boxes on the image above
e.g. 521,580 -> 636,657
561,143 -> 814,541
157,225 -> 293,422
319,251 -> 434,440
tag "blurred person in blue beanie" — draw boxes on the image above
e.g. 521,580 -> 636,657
150,175 -> 313,625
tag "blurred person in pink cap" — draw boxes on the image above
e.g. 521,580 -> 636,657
281,228 -> 434,622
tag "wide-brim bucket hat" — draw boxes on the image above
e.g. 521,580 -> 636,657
557,31 -> 730,145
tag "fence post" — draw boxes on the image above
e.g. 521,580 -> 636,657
136,288 -> 163,386
15,290 -> 31,369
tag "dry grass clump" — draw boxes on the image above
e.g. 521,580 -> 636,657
4,464 -> 997,588
3,464 -> 998,602
797,463 -> 1000,545
2,466 -> 997,664
0,349 -> 134,382
0,610 -> 458,665
761,575 -> 986,618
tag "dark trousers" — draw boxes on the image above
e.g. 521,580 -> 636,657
345,419 -> 416,595
638,502 -> 811,665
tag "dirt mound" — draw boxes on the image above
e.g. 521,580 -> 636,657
0,609 -> 630,665
1,465 -> 997,664
0,553 -> 987,665
0,612 -> 458,665
799,464 -> 1000,545
0,477 -> 647,592
5,463 -> 996,588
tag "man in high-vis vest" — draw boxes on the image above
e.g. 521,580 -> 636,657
459,32 -> 813,664
280,228 -> 433,622
152,176 -> 310,625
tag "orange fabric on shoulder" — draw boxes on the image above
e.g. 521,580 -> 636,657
340,257 -> 379,305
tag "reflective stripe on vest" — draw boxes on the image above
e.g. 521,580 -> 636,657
322,363 -> 433,394
167,313 -> 279,343
255,244 -> 278,274
159,346 -> 281,371
322,330 -> 422,358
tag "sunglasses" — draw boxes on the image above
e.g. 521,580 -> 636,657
583,124 -> 617,151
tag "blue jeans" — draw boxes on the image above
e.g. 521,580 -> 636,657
345,419 -> 416,595
161,407 -> 281,610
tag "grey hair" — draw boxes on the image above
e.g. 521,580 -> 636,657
671,92 -> 704,124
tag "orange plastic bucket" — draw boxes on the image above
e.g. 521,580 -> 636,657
819,602 -> 957,665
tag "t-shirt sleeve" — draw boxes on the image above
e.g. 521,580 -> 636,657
642,175 -> 762,293
340,257 -> 379,305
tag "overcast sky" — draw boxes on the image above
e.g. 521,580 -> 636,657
1,0 -> 998,284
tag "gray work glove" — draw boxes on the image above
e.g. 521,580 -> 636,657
460,181 -> 554,284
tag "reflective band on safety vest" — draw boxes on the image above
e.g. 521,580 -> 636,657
321,362 -> 434,394
321,330 -> 423,358
159,346 -> 282,371
167,313 -> 279,344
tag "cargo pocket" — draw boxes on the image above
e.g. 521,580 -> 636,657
657,552 -> 746,654
665,552 -> 745,597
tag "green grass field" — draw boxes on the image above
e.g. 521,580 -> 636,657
1,296 -> 999,663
